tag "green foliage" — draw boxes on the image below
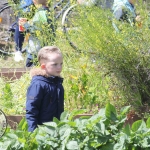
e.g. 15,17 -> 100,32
0,73 -> 30,115
0,103 -> 150,149
63,55 -> 115,113
73,4 -> 150,111
1,83 -> 13,108
1,0 -> 149,118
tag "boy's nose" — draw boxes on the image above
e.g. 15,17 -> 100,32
57,65 -> 62,69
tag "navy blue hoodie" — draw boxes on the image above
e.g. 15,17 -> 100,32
26,68 -> 64,132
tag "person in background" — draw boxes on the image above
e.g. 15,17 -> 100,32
26,46 -> 64,132
77,0 -> 112,8
112,0 -> 141,25
14,0 -> 34,62
19,0 -> 55,67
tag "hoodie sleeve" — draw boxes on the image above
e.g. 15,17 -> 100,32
26,81 -> 44,132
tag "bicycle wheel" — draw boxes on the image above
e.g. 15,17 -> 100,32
62,4 -> 84,51
0,4 -> 16,55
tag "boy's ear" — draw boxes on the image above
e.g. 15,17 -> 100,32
41,63 -> 46,69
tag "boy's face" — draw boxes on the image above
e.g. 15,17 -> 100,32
41,53 -> 63,77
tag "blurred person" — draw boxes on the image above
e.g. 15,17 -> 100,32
112,0 -> 141,25
14,0 -> 34,62
19,0 -> 56,67
77,0 -> 112,8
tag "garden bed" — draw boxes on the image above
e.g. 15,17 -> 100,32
6,115 -> 25,130
6,112 -> 142,130
0,68 -> 31,81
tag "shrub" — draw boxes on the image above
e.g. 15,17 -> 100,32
72,3 -> 150,113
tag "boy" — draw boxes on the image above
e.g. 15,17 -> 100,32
19,0 -> 55,67
26,46 -> 64,132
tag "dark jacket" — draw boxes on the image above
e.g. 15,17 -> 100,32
26,68 -> 64,132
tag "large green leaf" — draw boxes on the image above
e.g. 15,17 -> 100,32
105,103 -> 117,121
120,106 -> 130,116
146,117 -> 150,128
59,125 -> 72,140
95,122 -> 105,134
101,143 -> 114,150
41,126 -> 56,136
68,109 -> 86,121
43,122 -> 57,128
60,111 -> 69,121
53,117 -> 60,124
66,141 -> 79,150
123,124 -> 131,136
131,120 -> 143,132
0,141 -> 12,150
98,108 -> 105,117
36,134 -> 46,143
7,133 -> 18,139
17,117 -> 26,130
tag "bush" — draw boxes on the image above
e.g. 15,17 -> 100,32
72,4 -> 150,113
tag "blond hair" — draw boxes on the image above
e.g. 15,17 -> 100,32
38,46 -> 62,64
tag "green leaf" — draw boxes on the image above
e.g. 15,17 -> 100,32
120,106 -> 130,116
42,126 -> 56,136
66,141 -> 79,150
59,126 -> 72,140
60,111 -> 69,121
53,117 -> 60,124
57,122 -> 67,128
0,141 -> 12,150
98,108 -> 105,117
123,124 -> 131,136
113,134 -> 128,150
101,143 -> 114,150
105,103 -> 117,121
45,141 -> 58,148
146,117 -> 150,128
36,135 -> 45,142
7,133 -> 18,139
67,121 -> 76,127
131,120 -> 142,132
17,117 -> 26,130
95,122 -> 105,134
21,120 -> 28,131
68,109 -> 86,121
43,122 -> 57,128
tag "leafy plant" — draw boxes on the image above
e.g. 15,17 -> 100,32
1,83 -> 13,109
0,73 -> 30,115
0,103 -> 150,150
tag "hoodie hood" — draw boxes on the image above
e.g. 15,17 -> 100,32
30,68 -> 63,84
30,68 -> 48,78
